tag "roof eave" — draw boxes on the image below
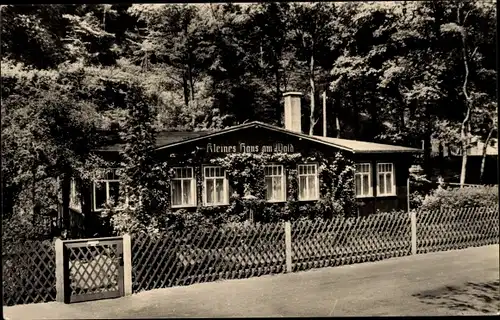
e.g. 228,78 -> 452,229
92,121 -> 422,155
154,121 -> 356,153
154,122 -> 258,151
354,149 -> 424,154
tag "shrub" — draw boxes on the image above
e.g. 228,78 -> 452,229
420,186 -> 499,211
2,210 -> 56,253
409,191 -> 426,209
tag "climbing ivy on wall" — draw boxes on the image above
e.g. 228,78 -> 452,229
107,148 -> 356,234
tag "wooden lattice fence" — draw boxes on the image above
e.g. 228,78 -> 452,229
131,206 -> 498,293
131,223 -> 285,292
291,212 -> 411,272
416,205 -> 499,254
2,240 -> 56,306
3,205 -> 498,306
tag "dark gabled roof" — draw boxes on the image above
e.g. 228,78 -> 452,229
97,131 -> 214,152
313,136 -> 423,154
96,121 -> 422,154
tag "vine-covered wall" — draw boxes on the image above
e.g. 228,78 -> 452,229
158,150 -> 356,228
84,126 -> 413,234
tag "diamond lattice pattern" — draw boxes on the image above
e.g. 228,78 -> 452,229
291,212 -> 412,272
417,205 -> 499,253
68,244 -> 119,296
2,240 -> 56,306
132,223 -> 286,292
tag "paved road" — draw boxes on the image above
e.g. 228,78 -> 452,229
4,245 -> 499,318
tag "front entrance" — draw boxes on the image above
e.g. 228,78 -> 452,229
62,237 -> 124,303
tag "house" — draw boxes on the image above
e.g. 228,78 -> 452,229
430,137 -> 498,157
66,92 -> 422,222
429,137 -> 498,184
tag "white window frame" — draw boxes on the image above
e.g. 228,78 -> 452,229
92,168 -> 121,212
297,163 -> 319,201
376,162 -> 396,197
264,164 -> 286,202
170,167 -> 197,208
355,163 -> 373,198
70,179 -> 78,208
203,166 -> 229,206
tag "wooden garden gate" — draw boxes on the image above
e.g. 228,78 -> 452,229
62,237 -> 124,303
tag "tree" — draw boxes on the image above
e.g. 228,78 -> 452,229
438,0 -> 497,185
62,5 -> 120,66
115,82 -> 162,232
0,5 -> 68,69
1,59 -> 100,226
127,4 -> 204,107
289,2 -> 337,135
471,99 -> 498,182
247,2 -> 293,124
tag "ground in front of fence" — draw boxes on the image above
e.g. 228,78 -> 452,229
4,245 -> 499,319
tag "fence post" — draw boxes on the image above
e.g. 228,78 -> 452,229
285,221 -> 292,273
123,234 -> 133,296
411,210 -> 417,255
55,238 -> 66,303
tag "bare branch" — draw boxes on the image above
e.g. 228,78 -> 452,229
463,9 -> 473,25
470,46 -> 479,60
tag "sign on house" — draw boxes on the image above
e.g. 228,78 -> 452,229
206,142 -> 295,153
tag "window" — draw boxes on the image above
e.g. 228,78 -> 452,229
297,164 -> 319,201
69,179 -> 80,209
93,169 -> 121,211
355,163 -> 372,197
171,167 -> 197,207
265,165 -> 286,202
203,166 -> 228,206
377,163 -> 396,196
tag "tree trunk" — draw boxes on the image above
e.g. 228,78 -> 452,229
397,91 -> 406,132
351,88 -> 360,138
182,74 -> 189,107
187,54 -> 195,103
458,4 -> 471,187
102,6 -> 107,31
438,142 -> 445,176
480,127 -> 493,183
399,112 -> 405,133
275,64 -> 281,125
309,53 -> 317,135
423,132 -> 432,177
459,140 -> 468,186
61,173 -> 71,233
369,93 -> 378,141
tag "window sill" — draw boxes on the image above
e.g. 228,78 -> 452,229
298,198 -> 319,202
355,195 -> 374,199
171,204 -> 197,209
267,200 -> 287,203
203,203 -> 230,207
93,207 -> 126,212
376,194 -> 397,198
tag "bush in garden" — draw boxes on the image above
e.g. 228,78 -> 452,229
420,185 -> 499,211
409,191 -> 426,209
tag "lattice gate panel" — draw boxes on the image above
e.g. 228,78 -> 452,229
2,240 -> 56,306
291,213 -> 411,272
65,238 -> 124,303
417,205 -> 499,254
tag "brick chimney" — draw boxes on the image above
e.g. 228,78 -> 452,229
283,92 -> 303,133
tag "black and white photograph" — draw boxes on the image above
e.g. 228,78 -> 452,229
1,1 -> 498,318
